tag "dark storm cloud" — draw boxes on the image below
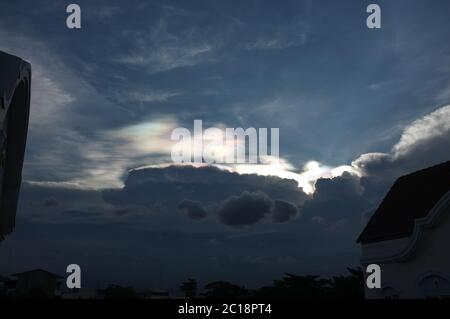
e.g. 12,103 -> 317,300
17,182 -> 154,224
20,182 -> 103,209
19,166 -> 305,228
313,172 -> 363,201
103,165 -> 308,211
178,200 -> 208,220
218,191 -> 273,227
181,191 -> 301,227
302,172 -> 371,233
102,165 -> 306,227
62,210 -> 101,218
272,200 -> 299,223
113,205 -> 154,217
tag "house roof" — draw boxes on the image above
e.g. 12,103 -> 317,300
357,161 -> 450,244
12,269 -> 63,279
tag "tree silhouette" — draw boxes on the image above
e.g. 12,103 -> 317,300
199,267 -> 364,299
327,267 -> 364,299
254,274 -> 329,299
103,285 -> 136,299
180,278 -> 198,299
203,281 -> 250,299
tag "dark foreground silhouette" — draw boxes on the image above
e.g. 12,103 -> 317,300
180,267 -> 364,299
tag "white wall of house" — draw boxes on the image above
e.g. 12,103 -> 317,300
362,204 -> 450,299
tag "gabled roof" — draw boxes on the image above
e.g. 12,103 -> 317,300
357,161 -> 450,244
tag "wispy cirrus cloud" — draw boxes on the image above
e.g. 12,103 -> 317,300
117,43 -> 212,72
244,34 -> 308,50
115,17 -> 214,73
113,90 -> 179,104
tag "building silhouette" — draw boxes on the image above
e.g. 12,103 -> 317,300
0,51 -> 31,241
358,161 -> 450,299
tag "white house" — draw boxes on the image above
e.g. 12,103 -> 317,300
358,161 -> 450,299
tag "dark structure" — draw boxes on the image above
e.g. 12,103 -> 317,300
358,161 -> 450,299
0,51 -> 31,240
0,275 -> 16,297
12,269 -> 62,299
358,160 -> 450,244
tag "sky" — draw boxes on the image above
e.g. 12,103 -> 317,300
0,0 -> 450,293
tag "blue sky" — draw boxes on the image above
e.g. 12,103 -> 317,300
0,0 -> 450,292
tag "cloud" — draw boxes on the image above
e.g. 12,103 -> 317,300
116,90 -> 179,104
352,104 -> 450,201
272,200 -> 299,223
14,100 -> 449,289
301,102 -> 450,230
0,27 -> 138,188
117,43 -> 212,72
278,104 -> 450,235
392,105 -> 450,158
245,33 -> 307,51
20,169 -> 303,228
102,165 -> 304,227
0,9 -> 352,194
218,191 -> 273,227
241,2 -> 311,51
87,5 -> 121,22
234,158 -> 358,195
178,200 -> 208,220
103,165 -> 308,212
302,172 -> 370,230
102,100 -> 450,231
313,172 -> 363,201
0,30 -> 76,121
104,118 -> 178,156
17,181 -> 159,226
113,205 -> 154,216
436,86 -> 450,104
116,18 -> 214,73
